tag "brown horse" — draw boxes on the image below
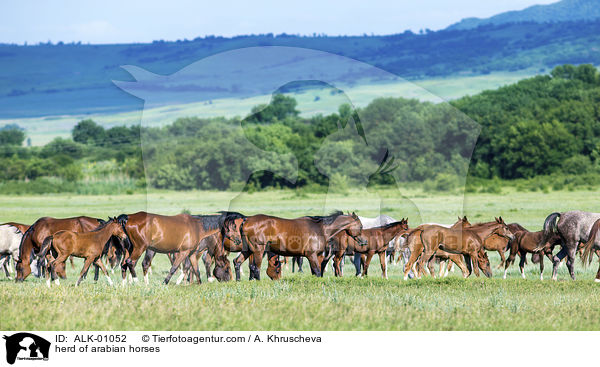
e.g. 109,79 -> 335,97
407,217 -> 513,279
224,211 -> 363,279
39,217 -> 127,286
325,219 -> 409,278
117,212 -> 229,285
403,217 -> 471,278
503,227 -> 561,280
581,218 -> 600,282
16,216 -> 110,281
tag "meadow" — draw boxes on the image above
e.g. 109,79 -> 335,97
1,187 -> 600,330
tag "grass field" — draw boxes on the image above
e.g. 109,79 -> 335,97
1,187 -> 600,330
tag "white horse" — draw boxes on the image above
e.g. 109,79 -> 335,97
0,225 -> 24,280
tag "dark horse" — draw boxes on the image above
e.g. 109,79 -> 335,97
223,211 -> 364,280
38,217 -> 127,286
16,216 -> 112,281
503,224 -> 562,280
323,219 -> 409,278
116,212 -> 232,285
538,211 -> 600,280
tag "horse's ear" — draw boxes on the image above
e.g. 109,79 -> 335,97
499,216 -> 504,223
463,216 -> 468,221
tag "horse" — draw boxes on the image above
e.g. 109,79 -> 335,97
352,215 -> 411,277
0,225 -> 24,280
15,216 -> 111,281
503,226 -> 562,280
406,217 -> 513,279
38,217 -> 127,287
581,218 -> 600,282
324,219 -> 409,278
116,212 -> 231,285
404,217 -> 471,278
538,211 -> 600,281
224,211 -> 364,279
468,221 -> 523,270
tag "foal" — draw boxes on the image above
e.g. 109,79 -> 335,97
39,218 -> 126,287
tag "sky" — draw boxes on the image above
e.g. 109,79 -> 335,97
0,0 -> 559,44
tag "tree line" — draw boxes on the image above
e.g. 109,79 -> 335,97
1,64 -> 599,193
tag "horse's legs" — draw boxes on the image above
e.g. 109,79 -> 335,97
320,251 -> 333,275
353,253 -> 362,277
468,252 -> 481,277
203,252 -> 214,282
69,256 -> 75,269
306,253 -> 321,277
518,250 -> 527,279
93,258 -> 113,286
503,246 -> 518,279
539,252 -> 545,281
76,257 -> 95,287
595,259 -> 600,283
403,247 -> 422,280
566,245 -> 577,281
141,250 -> 156,285
361,252 -> 375,278
164,250 -> 192,285
250,251 -> 264,280
188,253 -> 202,285
552,246 -> 569,281
378,252 -> 387,279
233,252 -> 249,281
497,250 -> 506,270
452,256 -> 470,278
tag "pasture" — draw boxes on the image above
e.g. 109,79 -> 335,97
1,187 -> 600,330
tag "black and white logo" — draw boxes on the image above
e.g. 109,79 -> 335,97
3,333 -> 50,365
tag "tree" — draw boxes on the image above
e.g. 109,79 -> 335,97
0,127 -> 25,146
72,119 -> 105,144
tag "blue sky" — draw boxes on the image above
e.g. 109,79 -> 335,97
0,0 -> 558,44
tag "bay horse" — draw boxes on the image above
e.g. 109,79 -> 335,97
116,212 -> 230,285
16,216 -> 110,281
538,211 -> 600,280
407,217 -> 513,279
405,217 -> 472,278
324,219 -> 409,278
581,218 -> 600,282
503,226 -> 562,280
224,211 -> 363,279
468,221 -> 523,269
39,217 -> 127,287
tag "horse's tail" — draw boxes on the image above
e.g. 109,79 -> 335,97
534,212 -> 560,252
581,219 -> 600,267
38,236 -> 53,261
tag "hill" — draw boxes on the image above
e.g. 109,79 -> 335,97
1,18 -> 600,118
448,0 -> 600,30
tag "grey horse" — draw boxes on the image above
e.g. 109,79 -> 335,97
539,211 -> 600,281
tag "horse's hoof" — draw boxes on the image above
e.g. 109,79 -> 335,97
208,277 -> 216,283
594,278 -> 600,283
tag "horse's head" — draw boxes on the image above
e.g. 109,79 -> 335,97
106,217 -> 128,242
451,216 -> 471,229
493,216 -> 514,242
219,212 -> 246,246
266,255 -> 282,280
477,249 -> 493,278
212,255 -> 232,282
338,212 -> 364,244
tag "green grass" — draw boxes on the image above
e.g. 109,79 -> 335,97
1,187 -> 600,330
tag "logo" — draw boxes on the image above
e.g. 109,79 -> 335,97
3,333 -> 50,365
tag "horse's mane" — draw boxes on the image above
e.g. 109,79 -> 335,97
379,220 -> 406,230
306,211 -> 344,225
92,218 -> 116,232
